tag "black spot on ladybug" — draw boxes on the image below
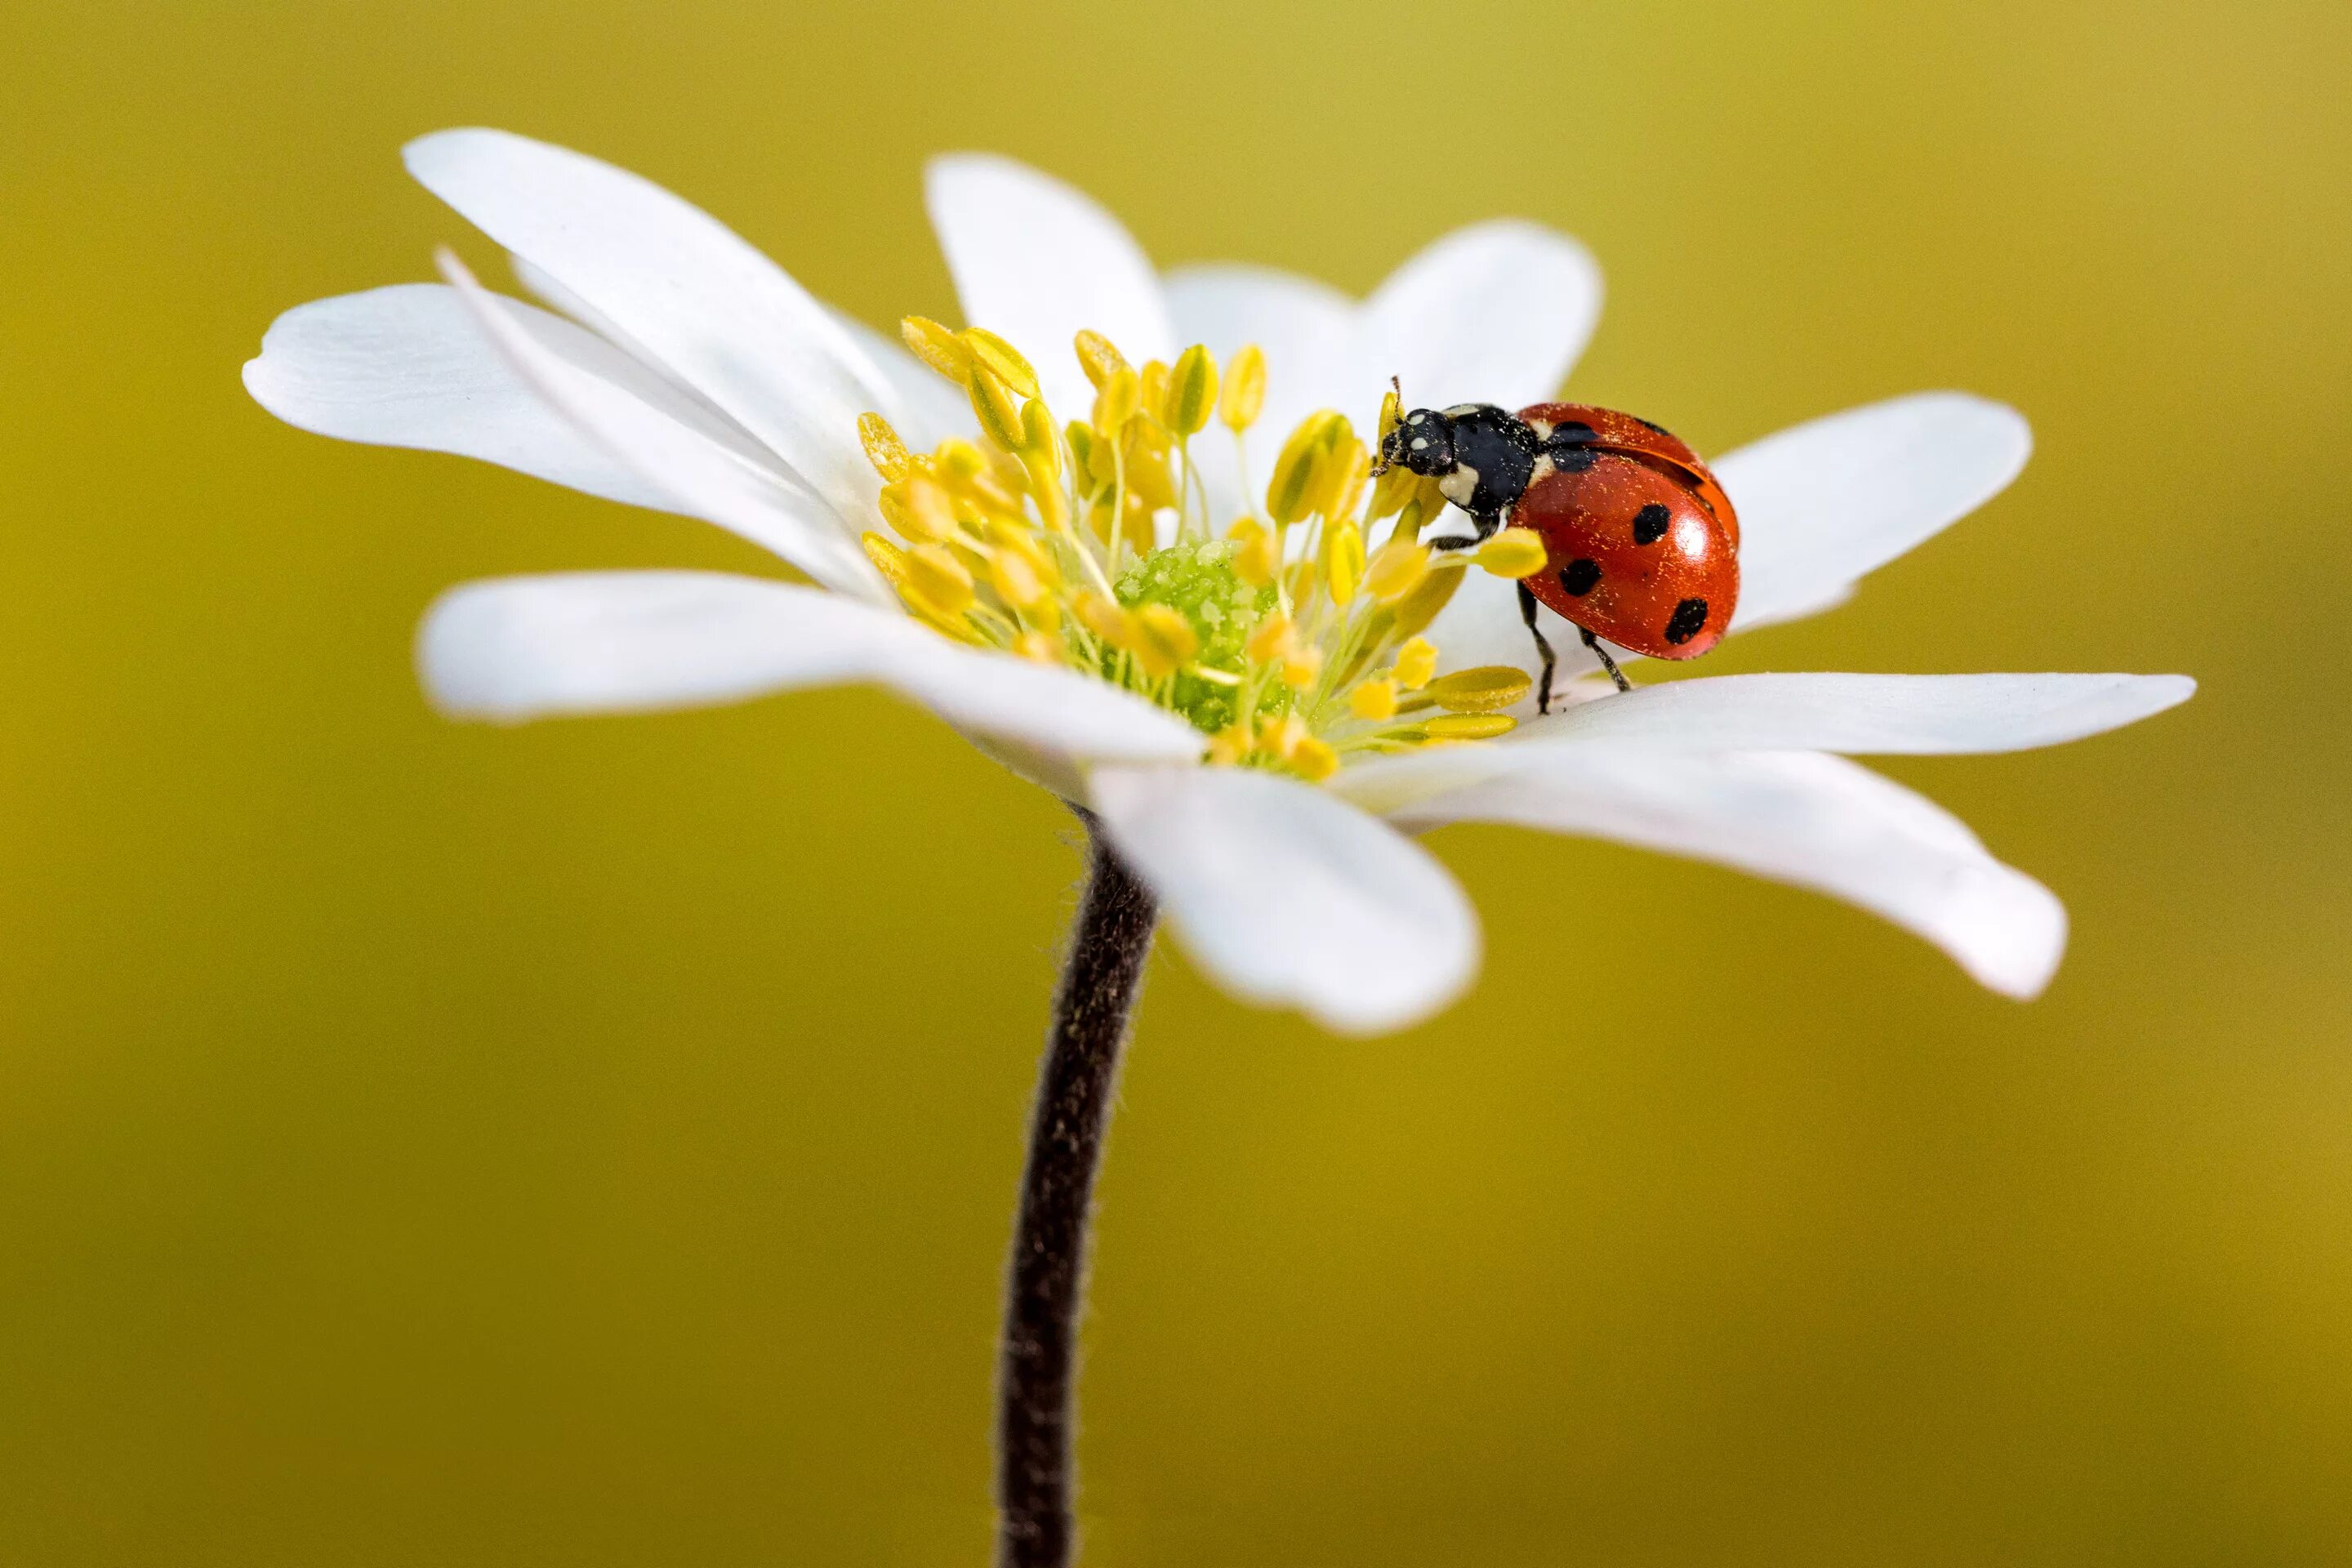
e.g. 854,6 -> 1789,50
1631,503 -> 1673,546
1559,559 -> 1601,596
1550,421 -> 1597,443
1664,597 -> 1709,644
1637,416 -> 1673,437
1549,446 -> 1599,474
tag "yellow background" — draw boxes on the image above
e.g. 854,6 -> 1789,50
4,0 -> 2349,1561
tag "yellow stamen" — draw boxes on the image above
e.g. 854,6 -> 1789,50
1262,711 -> 1308,761
907,543 -> 976,617
1312,435 -> 1370,520
1220,345 -> 1266,432
1376,385 -> 1402,447
1325,519 -> 1365,607
1132,604 -> 1199,678
882,475 -> 958,543
1281,645 -> 1324,690
1010,629 -> 1062,664
1227,517 -> 1280,586
1350,679 -> 1399,721
1388,559 -> 1465,639
1207,721 -> 1253,767
988,546 -> 1048,609
1363,538 -> 1431,604
899,316 -> 971,381
1473,527 -> 1549,579
1074,590 -> 1134,648
861,531 -> 910,587
1425,713 -> 1517,740
1245,613 -> 1296,665
1093,366 -> 1141,439
1160,345 -> 1218,437
968,363 -> 1027,452
959,328 -> 1040,399
1290,736 -> 1341,782
1267,410 -> 1345,526
1075,329 -> 1130,391
1424,665 -> 1533,714
1393,636 -> 1439,690
858,413 -> 912,481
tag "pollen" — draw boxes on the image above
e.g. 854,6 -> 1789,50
857,324 -> 1530,782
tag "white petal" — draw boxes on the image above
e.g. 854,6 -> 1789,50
437,252 -> 887,603
925,154 -> 1175,419
1347,220 -> 1602,430
245,284 -> 684,510
404,129 -> 891,530
1513,671 -> 2197,752
1392,749 -> 2065,999
1722,393 -> 2032,630
1086,765 -> 1480,1035
1162,262 -> 1357,521
420,571 -> 1205,768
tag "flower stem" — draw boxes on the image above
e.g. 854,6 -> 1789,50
997,811 -> 1158,1568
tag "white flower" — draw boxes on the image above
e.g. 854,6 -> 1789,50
244,129 -> 2192,1035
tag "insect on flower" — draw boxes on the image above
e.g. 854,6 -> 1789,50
1378,399 -> 1740,708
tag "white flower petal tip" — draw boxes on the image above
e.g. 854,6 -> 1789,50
1087,765 -> 1481,1036
1390,751 -> 2067,1001
403,128 -> 893,528
241,285 -> 674,511
416,571 -> 1205,769
1352,219 -> 1603,417
924,153 -> 1175,418
1517,671 -> 2198,755
1724,392 -> 2034,630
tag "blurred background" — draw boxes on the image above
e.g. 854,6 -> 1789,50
3,0 -> 2349,1561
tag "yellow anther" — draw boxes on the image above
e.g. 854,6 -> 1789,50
1388,559 -> 1465,639
1281,644 -> 1325,690
1093,365 -> 1142,439
1012,629 -> 1063,665
1325,519 -> 1365,607
1018,399 -> 1060,464
1132,604 -> 1200,678
1425,665 -> 1534,713
1261,711 -> 1308,761
1425,713 -> 1517,741
1245,613 -> 1296,665
1074,329 -> 1131,391
1138,361 -> 1169,430
1207,722 -> 1253,767
958,328 -> 1040,399
1473,527 -> 1549,579
1349,678 -> 1400,721
968,363 -> 1027,452
1267,411 -> 1346,526
1393,636 -> 1439,690
1312,435 -> 1370,520
1220,344 -> 1266,432
1063,421 -> 1097,480
858,413 -> 913,481
1160,345 -> 1218,437
882,474 -> 959,543
1367,462 -> 1419,523
988,546 -> 1048,609
987,517 -> 1060,582
1363,538 -> 1431,605
899,316 -> 971,382
1073,590 -> 1134,648
861,531 -> 910,588
1290,736 -> 1341,782
1227,517 -> 1280,586
1376,385 -> 1402,448
906,543 -> 976,617
1120,434 -> 1178,510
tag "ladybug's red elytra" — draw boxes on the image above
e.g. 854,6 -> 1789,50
1375,399 -> 1741,712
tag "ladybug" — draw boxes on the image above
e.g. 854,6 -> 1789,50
1376,399 -> 1740,711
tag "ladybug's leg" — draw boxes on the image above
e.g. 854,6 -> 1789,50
1515,581 -> 1558,715
1579,626 -> 1633,695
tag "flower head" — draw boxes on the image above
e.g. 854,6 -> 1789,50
246,130 -> 2194,1033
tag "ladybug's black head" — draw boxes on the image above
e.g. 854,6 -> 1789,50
1380,407 -> 1457,479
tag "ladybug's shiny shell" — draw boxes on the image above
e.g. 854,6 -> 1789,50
1511,406 -> 1740,660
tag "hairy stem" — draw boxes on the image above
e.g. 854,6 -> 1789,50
997,812 -> 1158,1568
